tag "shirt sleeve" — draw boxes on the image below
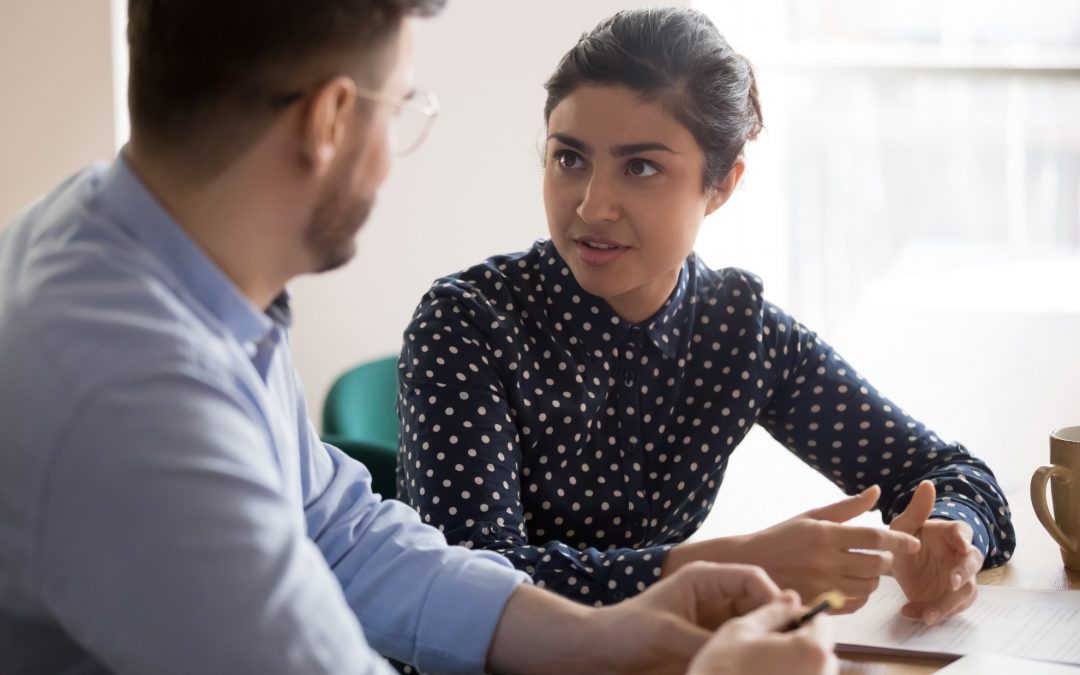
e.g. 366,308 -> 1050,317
298,419 -> 529,672
753,295 -> 1016,566
35,368 -> 395,675
397,285 -> 671,606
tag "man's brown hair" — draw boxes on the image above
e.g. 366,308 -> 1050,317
127,0 -> 444,175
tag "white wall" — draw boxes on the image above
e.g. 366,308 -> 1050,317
289,1 -> 688,421
0,0 -> 689,421
0,0 -> 115,224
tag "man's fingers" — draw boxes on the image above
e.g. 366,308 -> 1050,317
794,607 -> 835,645
753,617 -> 838,675
669,561 -> 783,620
740,637 -> 840,675
890,481 -> 936,535
731,591 -> 801,634
791,615 -> 838,672
651,613 -> 714,663
802,485 -> 880,524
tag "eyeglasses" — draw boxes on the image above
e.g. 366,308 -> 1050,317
360,86 -> 439,156
272,85 -> 439,156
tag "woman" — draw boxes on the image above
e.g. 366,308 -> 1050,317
395,7 -> 1014,623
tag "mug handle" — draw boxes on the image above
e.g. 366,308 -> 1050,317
1030,465 -> 1079,554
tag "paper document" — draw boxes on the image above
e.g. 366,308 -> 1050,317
937,654 -> 1080,673
832,576 -> 1080,665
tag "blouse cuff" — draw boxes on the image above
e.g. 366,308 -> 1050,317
598,545 -> 674,605
929,500 -> 992,562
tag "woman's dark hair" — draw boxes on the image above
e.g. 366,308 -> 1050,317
544,7 -> 763,191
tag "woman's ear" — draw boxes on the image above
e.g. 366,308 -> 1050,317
704,159 -> 746,216
299,76 -> 358,177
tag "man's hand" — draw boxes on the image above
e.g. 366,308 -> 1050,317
688,591 -> 838,675
663,486 -> 921,612
488,562 -> 813,675
590,562 -> 787,674
890,480 -> 985,625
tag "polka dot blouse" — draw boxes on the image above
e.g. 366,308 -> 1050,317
396,239 -> 1015,606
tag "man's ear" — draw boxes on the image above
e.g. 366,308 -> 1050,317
300,76 -> 358,177
704,159 -> 746,216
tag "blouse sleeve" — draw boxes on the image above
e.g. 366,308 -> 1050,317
396,280 -> 671,606
754,295 -> 1015,567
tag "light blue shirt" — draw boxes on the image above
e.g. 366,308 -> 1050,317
0,157 -> 528,675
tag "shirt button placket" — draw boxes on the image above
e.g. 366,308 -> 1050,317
621,327 -> 649,535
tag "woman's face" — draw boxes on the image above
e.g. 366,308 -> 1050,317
543,84 -> 737,323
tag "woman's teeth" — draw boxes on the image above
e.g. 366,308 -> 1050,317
583,241 -> 618,250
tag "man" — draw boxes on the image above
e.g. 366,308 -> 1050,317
0,1 -> 836,673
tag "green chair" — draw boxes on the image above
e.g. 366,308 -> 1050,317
321,355 -> 400,499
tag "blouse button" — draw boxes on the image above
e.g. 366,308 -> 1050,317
622,369 -> 635,386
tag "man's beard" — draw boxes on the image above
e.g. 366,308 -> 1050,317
304,169 -> 375,274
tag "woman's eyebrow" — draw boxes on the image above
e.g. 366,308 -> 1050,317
547,133 -> 678,157
547,132 -> 591,154
612,142 -> 677,157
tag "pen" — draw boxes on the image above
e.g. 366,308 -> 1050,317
785,590 -> 846,632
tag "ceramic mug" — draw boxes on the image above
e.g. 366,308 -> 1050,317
1031,426 -> 1080,571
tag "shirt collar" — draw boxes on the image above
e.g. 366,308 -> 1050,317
538,240 -> 691,359
92,154 -> 287,345
643,258 -> 693,358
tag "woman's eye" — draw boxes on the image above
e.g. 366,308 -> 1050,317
555,150 -> 584,170
626,158 -> 659,177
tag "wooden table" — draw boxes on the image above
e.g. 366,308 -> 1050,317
838,492 -> 1080,674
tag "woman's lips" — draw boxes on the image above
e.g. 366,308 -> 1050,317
574,237 -> 628,265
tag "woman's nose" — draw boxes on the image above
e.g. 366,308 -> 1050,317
576,174 -> 620,225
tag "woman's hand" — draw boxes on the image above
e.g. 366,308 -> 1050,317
890,480 -> 985,625
687,591 -> 838,675
663,486 -> 921,612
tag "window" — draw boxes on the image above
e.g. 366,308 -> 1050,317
695,0 -> 1080,331
691,1 -> 1080,534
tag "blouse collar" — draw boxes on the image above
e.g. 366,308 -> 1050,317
537,240 -> 692,360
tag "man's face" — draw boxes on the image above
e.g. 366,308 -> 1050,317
304,19 -> 414,273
